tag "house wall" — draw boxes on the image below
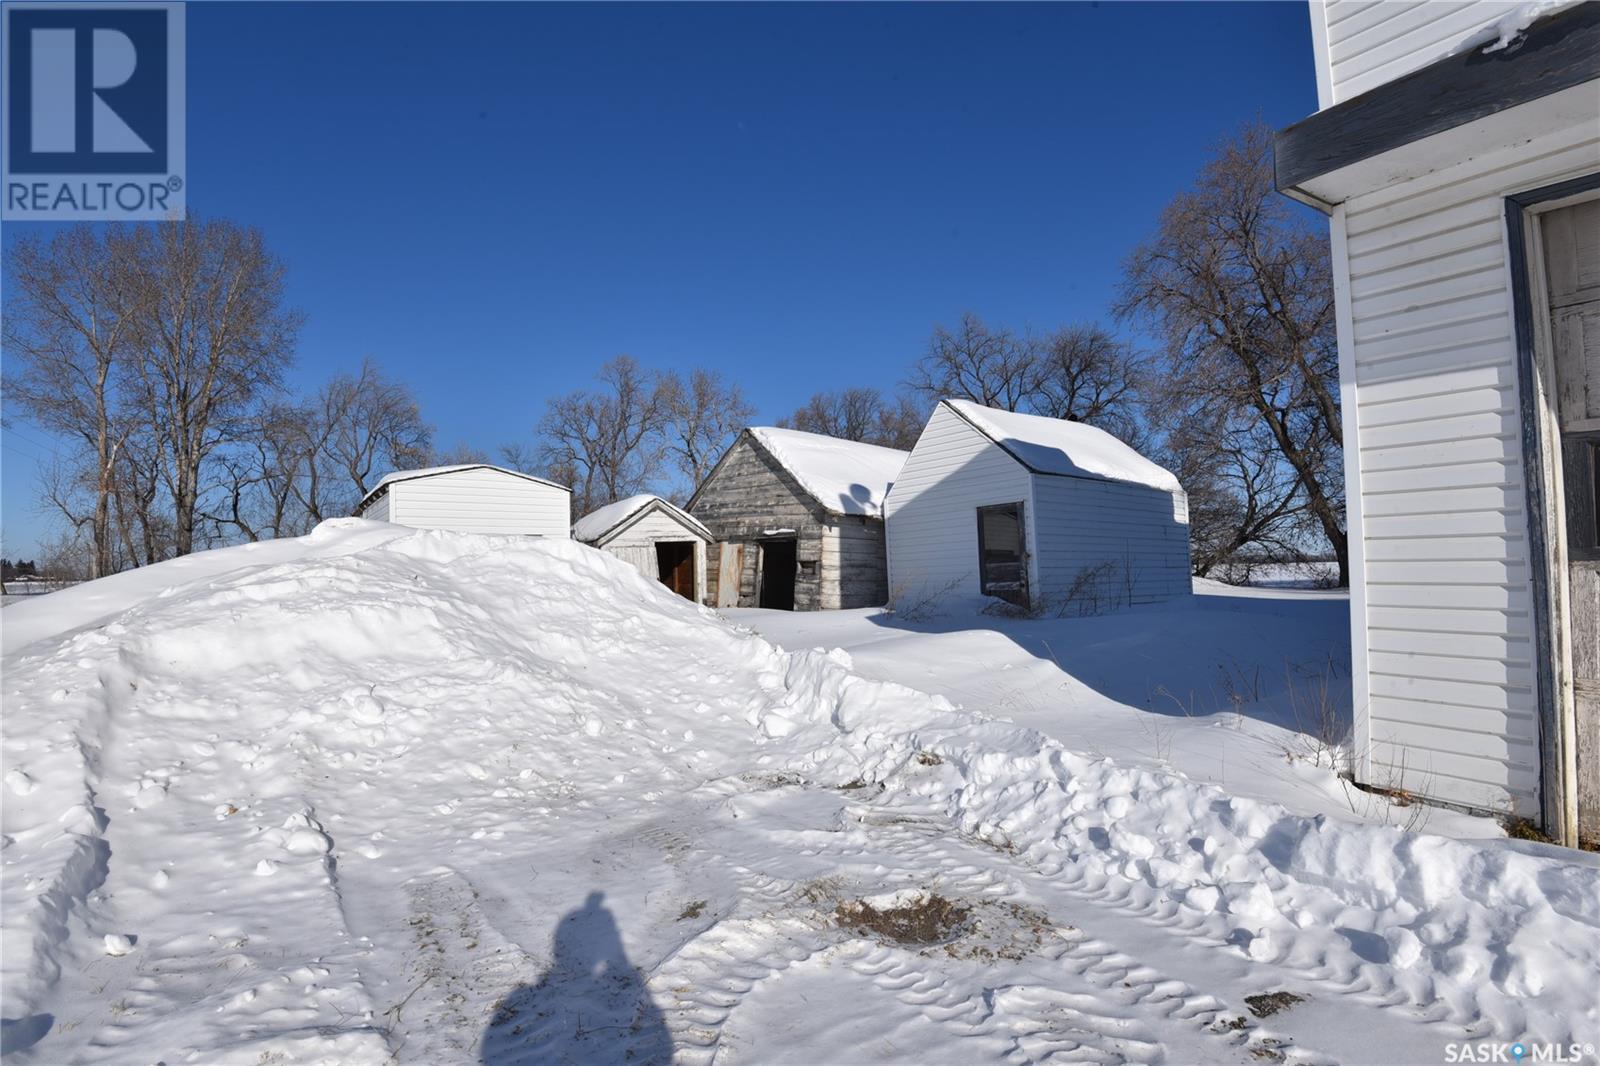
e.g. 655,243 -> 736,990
1314,0 -> 1518,106
1333,107 -> 1600,816
884,405 -> 1038,605
595,507 -> 709,604
1030,475 -> 1192,610
361,492 -> 391,523
821,517 -> 890,610
389,468 -> 570,537
692,435 -> 832,611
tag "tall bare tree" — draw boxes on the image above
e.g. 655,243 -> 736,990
538,355 -> 672,514
4,228 -> 142,577
661,368 -> 753,494
907,313 -> 1038,412
123,217 -> 301,556
1032,324 -> 1148,446
286,358 -> 431,523
777,387 -> 927,450
1118,123 -> 1346,582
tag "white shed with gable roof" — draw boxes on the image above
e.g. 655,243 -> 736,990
574,494 -> 711,603
354,465 -> 571,537
885,400 -> 1190,613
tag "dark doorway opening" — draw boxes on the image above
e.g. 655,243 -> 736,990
655,541 -> 696,601
759,538 -> 797,610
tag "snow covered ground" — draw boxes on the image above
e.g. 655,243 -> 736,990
3,522 -> 1597,1065
727,583 -> 1493,838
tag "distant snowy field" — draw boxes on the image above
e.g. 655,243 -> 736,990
2,522 -> 1596,1065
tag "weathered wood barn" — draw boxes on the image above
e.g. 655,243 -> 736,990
573,494 -> 711,603
688,427 -> 908,610
1275,1 -> 1600,844
885,400 -> 1191,613
354,464 -> 571,536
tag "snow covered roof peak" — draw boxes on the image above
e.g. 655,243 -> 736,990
573,494 -> 710,544
943,400 -> 1181,493
746,426 -> 909,517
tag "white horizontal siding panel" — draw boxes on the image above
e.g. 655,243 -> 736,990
1370,695 -> 1534,735
1367,605 -> 1528,635
391,467 -> 570,536
884,404 -> 1035,603
1319,0 -> 1516,104
1364,582 -> 1531,612
1361,461 -> 1516,494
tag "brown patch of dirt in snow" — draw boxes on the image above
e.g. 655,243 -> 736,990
1244,991 -> 1305,1018
677,900 -> 706,921
835,894 -> 970,946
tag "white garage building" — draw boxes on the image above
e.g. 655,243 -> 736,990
885,400 -> 1191,614
354,465 -> 571,537
574,494 -> 712,603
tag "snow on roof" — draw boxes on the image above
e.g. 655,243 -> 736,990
746,426 -> 908,517
573,494 -> 710,544
357,464 -> 569,511
944,399 -> 1181,494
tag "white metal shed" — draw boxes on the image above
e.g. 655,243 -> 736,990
1276,1 -> 1600,844
573,494 -> 712,603
885,400 -> 1191,614
354,465 -> 571,537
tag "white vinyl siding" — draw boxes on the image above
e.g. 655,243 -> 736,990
388,467 -> 570,537
1336,108 -> 1600,815
1316,0 -> 1519,105
1031,476 -> 1192,608
885,403 -> 1190,612
885,405 -> 1037,603
592,506 -> 709,603
361,492 -> 390,524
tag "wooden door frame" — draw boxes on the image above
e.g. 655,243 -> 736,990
1506,172 -> 1600,845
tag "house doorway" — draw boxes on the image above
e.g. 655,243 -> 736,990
655,541 -> 696,601
758,538 -> 797,611
1536,194 -> 1600,846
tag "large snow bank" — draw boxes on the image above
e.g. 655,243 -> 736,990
2,521 -> 1595,1063
747,426 -> 908,517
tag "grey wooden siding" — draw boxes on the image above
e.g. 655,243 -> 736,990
691,433 -> 888,611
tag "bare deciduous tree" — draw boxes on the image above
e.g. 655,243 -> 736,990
907,313 -> 1037,412
1032,324 -> 1148,446
1118,123 -> 1346,583
299,358 -> 432,522
4,228 -> 141,577
777,387 -> 927,450
538,355 -> 672,514
124,217 -> 302,556
661,368 -> 754,494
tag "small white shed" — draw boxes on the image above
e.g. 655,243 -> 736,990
354,464 -> 571,537
573,494 -> 712,603
885,400 -> 1191,613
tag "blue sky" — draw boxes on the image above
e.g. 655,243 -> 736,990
1,1 -> 1320,556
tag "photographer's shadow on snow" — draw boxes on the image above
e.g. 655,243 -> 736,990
480,891 -> 672,1066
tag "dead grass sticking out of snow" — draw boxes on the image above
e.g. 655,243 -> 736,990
835,893 -> 970,946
